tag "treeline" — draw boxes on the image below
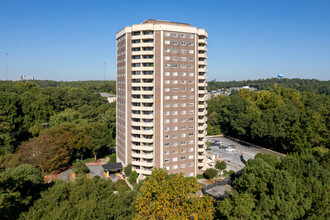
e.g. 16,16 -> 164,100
1,151 -> 328,219
0,81 -> 116,171
32,80 -> 116,94
207,86 -> 330,153
207,78 -> 330,95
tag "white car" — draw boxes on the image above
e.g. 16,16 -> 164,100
225,148 -> 234,152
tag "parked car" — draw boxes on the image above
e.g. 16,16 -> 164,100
225,148 -> 235,152
229,145 -> 236,148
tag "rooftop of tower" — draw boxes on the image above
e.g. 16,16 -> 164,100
142,19 -> 191,27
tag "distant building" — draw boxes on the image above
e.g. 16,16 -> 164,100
20,75 -> 35,81
100,93 -> 117,103
206,86 -> 256,99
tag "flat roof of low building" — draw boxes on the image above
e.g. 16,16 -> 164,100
102,162 -> 123,171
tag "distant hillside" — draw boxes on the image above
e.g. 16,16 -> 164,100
207,78 -> 330,95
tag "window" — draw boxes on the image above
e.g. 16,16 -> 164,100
181,110 -> 186,115
165,32 -> 170,36
164,135 -> 169,139
173,134 -> 178,138
173,41 -> 178,45
181,49 -> 186,53
189,140 -> 194,144
181,34 -> 186,38
173,111 -> 178,115
181,80 -> 186,84
173,165 -> 178,169
172,150 -> 178,154
189,34 -> 194,39
181,103 -> 186,107
165,64 -> 170,68
172,118 -> 178,123
189,102 -> 194,106
181,141 -> 186,145
189,163 -> 193,167
189,125 -> 194,129
189,147 -> 193,152
189,172 -> 193,177
173,64 -> 178,68
164,96 -> 170,100
165,166 -> 170,170
181,95 -> 186,99
181,72 -> 186,76
189,155 -> 194,159
189,42 -> 194,46
164,127 -> 170,131
173,103 -> 178,107
173,33 -> 178,37
165,88 -> 170,92
164,150 -> 170,155
165,72 -> 170,76
181,164 -> 186,168
173,88 -> 178,92
165,48 -> 170,52
189,80 -> 194,84
181,156 -> 186,160
165,56 -> 170,60
173,157 -> 178,161
189,72 -> 194,76
173,142 -> 178,146
165,40 -> 170,45
165,80 -> 170,84
164,111 -> 170,115
189,50 -> 194,54
173,56 -> 178,61
181,57 -> 186,61
189,57 -> 194,61
189,110 -> 194,114
189,133 -> 194,136
173,95 -> 178,100
181,41 -> 186,46
181,126 -> 186,130
173,48 -> 178,53
164,158 -> 170,163
189,95 -> 194,99
189,65 -> 194,69
173,72 -> 178,76
181,88 -> 186,92
164,119 -> 170,123
173,80 -> 178,84
181,118 -> 186,122
181,65 -> 186,68
165,142 -> 170,147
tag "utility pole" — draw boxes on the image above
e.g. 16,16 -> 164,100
5,53 -> 8,80
104,62 -> 106,81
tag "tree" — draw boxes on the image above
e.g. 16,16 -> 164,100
217,153 -> 330,219
72,161 -> 89,175
204,168 -> 218,179
124,164 -> 132,177
215,161 -> 227,175
109,153 -> 116,163
135,169 -> 215,219
0,164 -> 44,219
129,170 -> 138,184
20,177 -> 137,220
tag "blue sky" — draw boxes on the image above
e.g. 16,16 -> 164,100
1,0 -> 329,81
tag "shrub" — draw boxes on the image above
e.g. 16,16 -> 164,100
129,170 -> 138,184
72,161 -> 89,175
204,168 -> 218,179
108,153 -> 116,163
124,164 -> 132,177
215,161 -> 227,172
197,174 -> 204,179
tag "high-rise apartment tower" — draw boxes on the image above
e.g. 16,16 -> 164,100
116,19 -> 208,177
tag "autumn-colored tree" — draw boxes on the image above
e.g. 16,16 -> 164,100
134,169 -> 215,220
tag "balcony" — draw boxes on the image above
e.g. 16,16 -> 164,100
132,74 -> 154,79
131,137 -> 154,143
132,50 -> 154,56
198,162 -> 204,167
198,68 -> 207,73
198,38 -> 207,45
198,82 -> 207,87
140,58 -> 154,63
139,42 -> 154,47
198,61 -> 207,66
198,46 -> 207,52
198,53 -> 207,59
198,89 -> 207,95
132,66 -> 154,71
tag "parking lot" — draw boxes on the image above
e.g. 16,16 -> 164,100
206,136 -> 284,172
